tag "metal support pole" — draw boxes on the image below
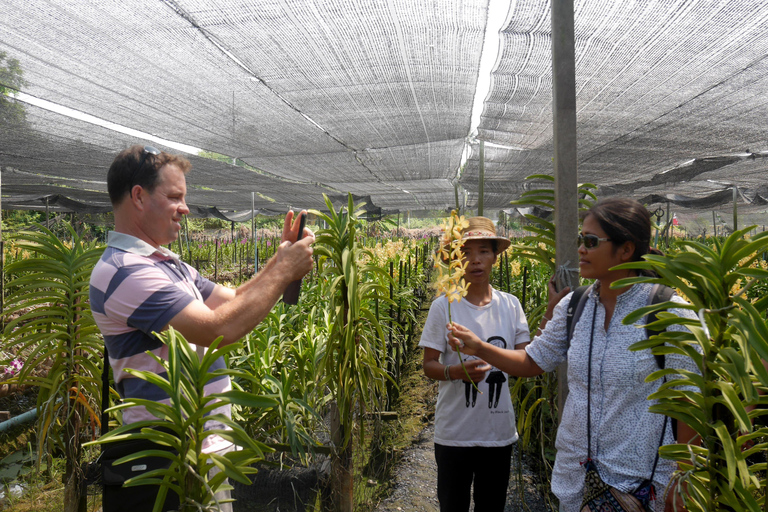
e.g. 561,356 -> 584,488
552,0 -> 578,431
733,185 -> 738,233
252,192 -> 258,273
479,140 -> 485,217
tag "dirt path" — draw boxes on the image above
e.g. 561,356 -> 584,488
374,410 -> 554,512
372,301 -> 555,512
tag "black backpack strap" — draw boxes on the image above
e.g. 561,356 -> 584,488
645,284 -> 678,440
566,285 -> 591,347
101,344 -> 110,437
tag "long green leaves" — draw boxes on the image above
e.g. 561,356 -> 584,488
86,329 -> 275,512
309,193 -> 394,448
2,224 -> 103,485
614,227 -> 768,512
230,305 -> 327,462
508,174 -> 596,273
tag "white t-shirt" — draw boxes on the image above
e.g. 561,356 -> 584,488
419,289 -> 530,447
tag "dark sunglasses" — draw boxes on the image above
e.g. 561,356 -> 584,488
132,145 -> 161,184
578,233 -> 612,249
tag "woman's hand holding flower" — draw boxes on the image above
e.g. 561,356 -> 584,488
447,322 -> 484,356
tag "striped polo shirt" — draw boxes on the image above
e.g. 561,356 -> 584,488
90,231 -> 231,453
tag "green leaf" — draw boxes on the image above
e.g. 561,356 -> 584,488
712,421 -> 738,488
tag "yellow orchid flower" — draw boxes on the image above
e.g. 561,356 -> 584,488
450,240 -> 465,260
436,243 -> 450,261
454,278 -> 470,299
446,279 -> 470,303
446,285 -> 461,303
432,210 -> 480,393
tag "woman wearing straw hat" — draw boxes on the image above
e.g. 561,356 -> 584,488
419,216 -> 530,512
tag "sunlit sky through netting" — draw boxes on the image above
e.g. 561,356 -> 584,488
2,0 -> 768,221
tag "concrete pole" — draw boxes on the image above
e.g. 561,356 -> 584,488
454,182 -> 460,213
479,140 -> 485,217
552,0 -> 579,427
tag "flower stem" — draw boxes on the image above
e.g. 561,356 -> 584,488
448,303 -> 482,394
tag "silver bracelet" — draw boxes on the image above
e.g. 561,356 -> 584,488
444,364 -> 452,381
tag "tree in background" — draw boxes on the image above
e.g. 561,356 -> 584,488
0,51 -> 27,126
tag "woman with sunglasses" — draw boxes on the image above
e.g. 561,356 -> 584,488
448,198 -> 698,512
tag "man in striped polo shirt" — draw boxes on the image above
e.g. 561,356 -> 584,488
89,145 -> 314,511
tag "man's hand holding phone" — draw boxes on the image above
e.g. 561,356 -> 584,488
281,211 -> 312,304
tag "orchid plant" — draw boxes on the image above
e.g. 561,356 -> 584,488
434,210 -> 480,392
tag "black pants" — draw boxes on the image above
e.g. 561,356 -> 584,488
434,442 -> 514,512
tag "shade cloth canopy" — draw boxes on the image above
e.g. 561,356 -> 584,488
2,0 -> 767,216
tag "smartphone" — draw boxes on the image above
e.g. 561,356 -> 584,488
282,212 -> 307,305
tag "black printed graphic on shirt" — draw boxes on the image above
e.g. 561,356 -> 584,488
463,336 -> 508,408
485,336 -> 507,409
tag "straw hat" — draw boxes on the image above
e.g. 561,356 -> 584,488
445,216 -> 511,255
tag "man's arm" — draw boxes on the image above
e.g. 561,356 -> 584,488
168,212 -> 314,346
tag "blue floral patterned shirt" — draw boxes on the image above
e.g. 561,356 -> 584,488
526,283 -> 699,512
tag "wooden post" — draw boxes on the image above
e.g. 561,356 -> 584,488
0,240 -> 4,330
184,216 -> 192,263
252,193 -> 258,273
521,266 -> 528,310
328,401 -> 353,512
387,261 -> 395,400
552,0 -> 579,426
505,251 -> 511,293
231,221 -> 236,265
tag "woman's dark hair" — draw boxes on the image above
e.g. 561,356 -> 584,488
582,197 -> 661,275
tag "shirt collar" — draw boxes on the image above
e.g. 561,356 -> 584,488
107,231 -> 180,260
591,281 -> 643,303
